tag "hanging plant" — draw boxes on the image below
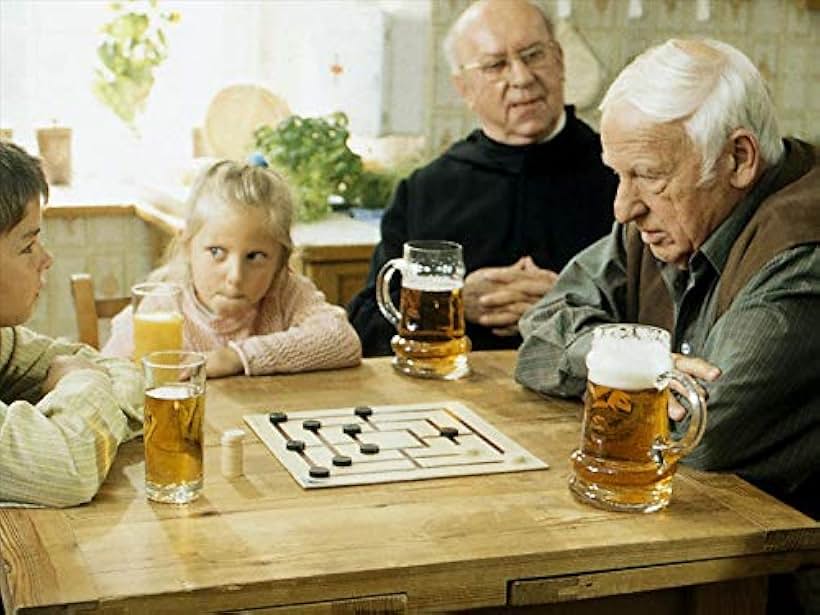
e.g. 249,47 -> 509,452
92,0 -> 180,133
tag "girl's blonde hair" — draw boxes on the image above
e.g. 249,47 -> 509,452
162,160 -> 295,282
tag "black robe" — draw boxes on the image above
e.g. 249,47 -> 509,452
347,107 -> 618,357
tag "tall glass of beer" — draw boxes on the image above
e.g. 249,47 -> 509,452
376,240 -> 471,380
570,324 -> 707,513
142,350 -> 206,504
131,282 -> 184,363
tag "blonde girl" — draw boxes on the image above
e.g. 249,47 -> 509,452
104,160 -> 361,377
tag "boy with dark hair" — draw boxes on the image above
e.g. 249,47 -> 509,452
0,141 -> 143,507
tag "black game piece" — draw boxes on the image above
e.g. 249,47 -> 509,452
360,442 -> 379,455
268,411 -> 288,424
302,419 -> 322,432
286,439 -> 306,452
440,426 -> 459,439
332,455 -> 352,467
308,466 -> 330,478
354,405 -> 374,419
342,423 -> 362,436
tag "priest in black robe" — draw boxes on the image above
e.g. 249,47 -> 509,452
348,0 -> 617,356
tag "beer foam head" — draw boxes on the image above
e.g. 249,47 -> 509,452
402,275 -> 463,292
586,328 -> 672,390
134,311 -> 184,324
146,383 -> 196,400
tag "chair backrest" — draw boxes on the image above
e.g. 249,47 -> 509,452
70,273 -> 131,349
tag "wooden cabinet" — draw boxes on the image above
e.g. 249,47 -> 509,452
509,563 -> 774,615
291,244 -> 374,306
290,213 -> 379,306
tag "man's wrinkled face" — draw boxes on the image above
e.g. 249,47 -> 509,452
601,103 -> 736,268
453,1 -> 565,145
0,198 -> 53,325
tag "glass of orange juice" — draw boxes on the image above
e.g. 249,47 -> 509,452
131,282 -> 184,363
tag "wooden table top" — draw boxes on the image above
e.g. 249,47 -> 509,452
1,351 -> 817,613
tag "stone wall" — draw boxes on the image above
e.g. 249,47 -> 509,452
427,0 -> 819,152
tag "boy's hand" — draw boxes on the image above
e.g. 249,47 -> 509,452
205,347 -> 244,378
42,356 -> 107,394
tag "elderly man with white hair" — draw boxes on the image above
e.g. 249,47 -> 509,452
516,38 -> 819,523
348,0 -> 616,357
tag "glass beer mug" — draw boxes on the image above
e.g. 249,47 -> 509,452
570,324 -> 707,513
376,240 -> 471,380
131,282 -> 184,363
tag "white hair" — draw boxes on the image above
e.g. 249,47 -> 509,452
442,0 -> 555,75
600,39 -> 784,184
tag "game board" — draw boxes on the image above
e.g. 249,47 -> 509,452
244,401 -> 548,488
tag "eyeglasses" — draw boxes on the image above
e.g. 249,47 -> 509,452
460,42 -> 559,82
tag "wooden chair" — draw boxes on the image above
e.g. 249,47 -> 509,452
70,273 -> 130,349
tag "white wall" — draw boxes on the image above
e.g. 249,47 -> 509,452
260,2 -> 389,137
0,0 -> 430,186
373,0 -> 431,135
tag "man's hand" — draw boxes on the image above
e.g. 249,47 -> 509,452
205,347 -> 244,379
463,257 -> 558,336
42,355 -> 107,394
668,353 -> 721,420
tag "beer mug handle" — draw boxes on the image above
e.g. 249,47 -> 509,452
652,369 -> 707,469
376,258 -> 404,328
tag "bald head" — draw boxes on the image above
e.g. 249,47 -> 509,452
443,0 -> 564,145
444,0 -> 555,74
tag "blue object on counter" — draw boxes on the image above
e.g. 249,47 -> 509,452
247,152 -> 269,168
348,207 -> 385,225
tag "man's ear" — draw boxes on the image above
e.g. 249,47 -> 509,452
554,40 -> 565,67
451,73 -> 472,108
727,129 -> 762,190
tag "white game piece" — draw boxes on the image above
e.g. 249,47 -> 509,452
221,428 -> 246,479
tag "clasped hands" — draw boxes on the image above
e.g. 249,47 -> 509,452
463,256 -> 558,336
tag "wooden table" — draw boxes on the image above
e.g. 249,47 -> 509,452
1,352 -> 817,614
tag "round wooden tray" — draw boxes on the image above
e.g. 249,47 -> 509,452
204,84 -> 291,160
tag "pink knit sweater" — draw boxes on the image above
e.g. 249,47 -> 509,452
103,271 -> 361,375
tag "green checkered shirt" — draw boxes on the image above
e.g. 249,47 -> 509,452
0,327 -> 143,507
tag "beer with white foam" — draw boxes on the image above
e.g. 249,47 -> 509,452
377,241 -> 471,379
392,277 -> 470,379
570,324 -> 707,512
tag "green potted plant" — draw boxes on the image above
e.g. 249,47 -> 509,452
254,112 -> 400,223
346,164 -> 400,218
92,0 -> 180,133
